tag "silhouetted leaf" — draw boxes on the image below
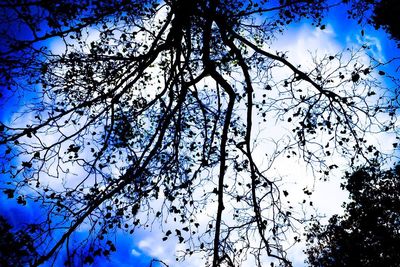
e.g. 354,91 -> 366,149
3,189 -> 14,198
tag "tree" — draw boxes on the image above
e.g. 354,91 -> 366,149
346,0 -> 400,44
0,215 -> 38,266
0,0 -> 397,266
305,163 -> 400,267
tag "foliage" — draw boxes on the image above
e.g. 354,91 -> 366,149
0,0 -> 398,266
372,0 -> 400,43
0,215 -> 38,266
346,0 -> 400,45
305,163 -> 400,266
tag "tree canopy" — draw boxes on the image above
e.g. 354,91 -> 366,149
305,163 -> 400,267
0,0 -> 398,266
344,0 -> 400,44
0,215 -> 38,267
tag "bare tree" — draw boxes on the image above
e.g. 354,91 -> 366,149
0,0 -> 397,266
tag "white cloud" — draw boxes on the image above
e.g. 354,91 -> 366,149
354,33 -> 385,62
131,248 -> 141,257
273,24 -> 340,64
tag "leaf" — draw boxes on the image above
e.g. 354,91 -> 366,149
351,73 -> 360,82
84,256 -> 94,264
283,190 -> 289,197
17,196 -> 26,205
67,145 -> 80,153
3,189 -> 14,198
378,70 -> 385,75
22,162 -> 32,168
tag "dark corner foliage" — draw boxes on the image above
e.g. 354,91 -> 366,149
306,163 -> 400,267
0,215 -> 38,266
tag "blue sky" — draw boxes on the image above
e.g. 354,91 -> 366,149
0,2 -> 399,267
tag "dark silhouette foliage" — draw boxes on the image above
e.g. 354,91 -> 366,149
0,0 -> 398,266
346,0 -> 400,45
0,215 -> 38,266
305,163 -> 400,267
371,0 -> 400,43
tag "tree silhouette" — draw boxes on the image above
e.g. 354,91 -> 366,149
0,215 -> 38,266
0,1 -> 398,266
371,0 -> 400,43
347,0 -> 400,44
305,163 -> 400,267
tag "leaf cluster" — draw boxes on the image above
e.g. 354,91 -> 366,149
306,163 -> 400,267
